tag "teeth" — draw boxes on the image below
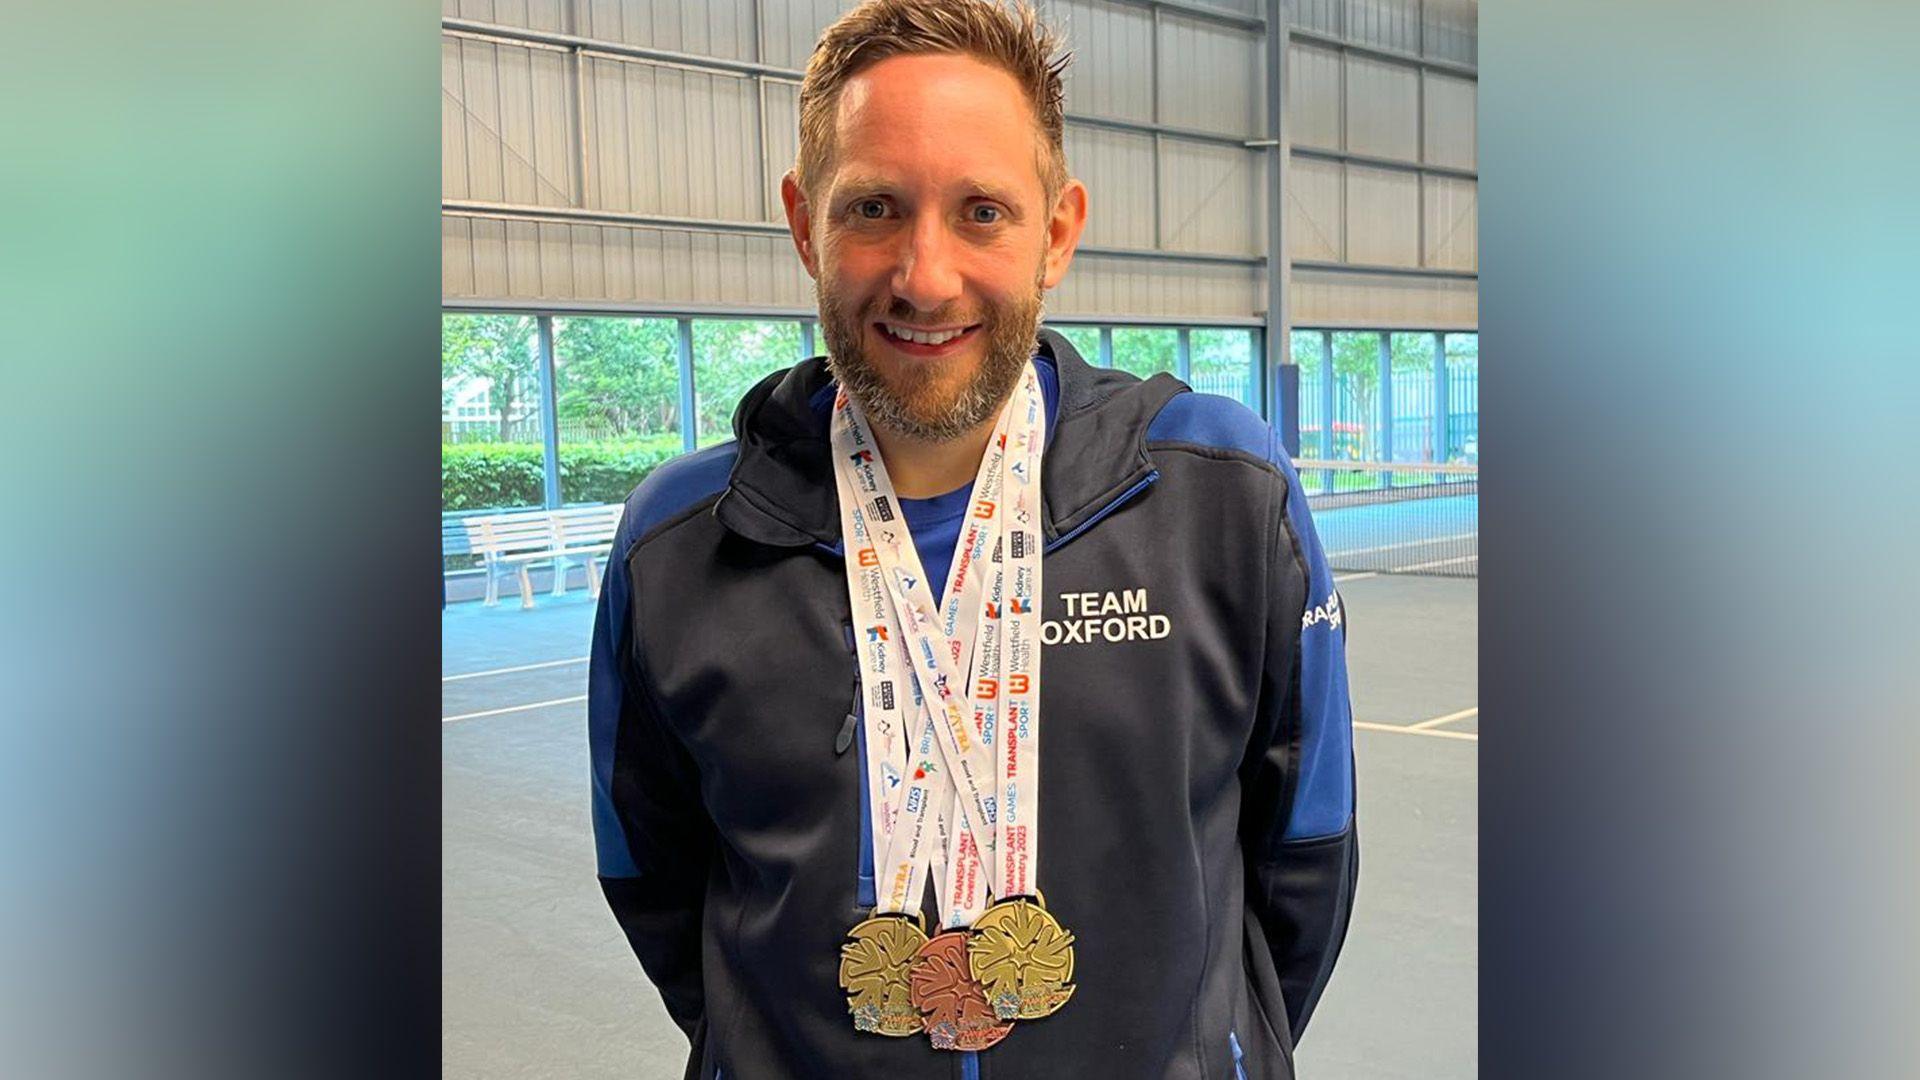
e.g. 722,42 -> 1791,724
883,324 -> 966,346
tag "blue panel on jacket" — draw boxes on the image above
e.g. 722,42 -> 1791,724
623,441 -> 740,542
590,441 -> 738,878
1148,387 -> 1355,841
1145,389 -> 1273,459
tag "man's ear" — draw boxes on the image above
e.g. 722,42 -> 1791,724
1040,178 -> 1089,290
780,171 -> 819,279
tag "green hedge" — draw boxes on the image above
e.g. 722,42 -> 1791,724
442,440 -> 682,511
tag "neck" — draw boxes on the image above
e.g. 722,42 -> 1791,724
869,415 -> 998,499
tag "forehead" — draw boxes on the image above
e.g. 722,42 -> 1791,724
828,52 -> 1044,197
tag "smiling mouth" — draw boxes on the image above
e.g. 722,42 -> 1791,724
879,317 -> 983,355
876,321 -> 982,347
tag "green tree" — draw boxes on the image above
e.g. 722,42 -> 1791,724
443,314 -> 537,440
693,320 -> 802,447
553,317 -> 682,438
1052,325 -> 1100,364
1110,328 -> 1176,379
1189,329 -> 1253,405
1329,332 -> 1379,458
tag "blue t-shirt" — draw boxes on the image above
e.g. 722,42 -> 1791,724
898,483 -> 976,606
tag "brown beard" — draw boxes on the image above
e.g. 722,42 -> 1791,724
818,267 -> 1044,444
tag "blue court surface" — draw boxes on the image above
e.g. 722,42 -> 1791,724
444,572 -> 1477,1079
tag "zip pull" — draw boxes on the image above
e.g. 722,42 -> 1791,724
838,619 -> 861,755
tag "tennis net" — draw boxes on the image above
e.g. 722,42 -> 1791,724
1294,459 -> 1479,577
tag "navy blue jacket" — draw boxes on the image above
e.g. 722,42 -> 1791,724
589,329 -> 1357,1079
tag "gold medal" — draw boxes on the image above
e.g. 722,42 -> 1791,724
967,895 -> 1076,1020
908,929 -> 1014,1050
839,912 -> 929,1036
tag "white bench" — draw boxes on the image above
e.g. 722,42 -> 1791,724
457,504 -> 623,609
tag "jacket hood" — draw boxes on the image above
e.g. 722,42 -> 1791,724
713,327 -> 1188,549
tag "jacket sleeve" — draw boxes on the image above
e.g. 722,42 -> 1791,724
1239,436 -> 1360,1045
589,507 -> 715,1039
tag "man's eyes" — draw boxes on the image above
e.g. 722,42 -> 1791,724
842,198 -> 1007,225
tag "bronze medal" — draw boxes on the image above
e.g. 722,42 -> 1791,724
908,929 -> 1014,1051
838,912 -> 928,1036
967,896 -> 1077,1020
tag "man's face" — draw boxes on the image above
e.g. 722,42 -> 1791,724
783,53 -> 1086,442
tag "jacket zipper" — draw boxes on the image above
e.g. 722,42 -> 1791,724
1044,470 -> 1159,554
840,620 -> 877,909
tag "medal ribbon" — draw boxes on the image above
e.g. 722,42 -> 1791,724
996,368 -> 1045,901
831,363 -> 1046,926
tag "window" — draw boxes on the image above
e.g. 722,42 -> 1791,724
693,320 -> 803,449
1189,329 -> 1256,409
442,313 -> 543,513
1291,330 -> 1329,492
1329,331 -> 1380,465
1052,325 -> 1101,366
1389,333 -> 1437,463
1110,327 -> 1176,379
552,316 -> 684,505
1445,333 -> 1478,463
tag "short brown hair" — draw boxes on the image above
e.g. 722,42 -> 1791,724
793,0 -> 1071,203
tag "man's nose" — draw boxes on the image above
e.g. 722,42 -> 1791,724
889,213 -> 963,314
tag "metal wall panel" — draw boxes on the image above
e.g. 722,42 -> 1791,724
582,57 -> 764,221
1064,126 -> 1157,249
1344,163 -> 1418,266
1159,138 -> 1259,255
1422,175 -> 1476,270
1422,71 -> 1475,170
1049,256 -> 1260,320
444,215 -> 817,308
1290,267 -> 1477,329
443,35 -> 578,207
444,0 -> 571,33
762,0 -> 850,71
1046,0 -> 1154,125
1344,0 -> 1420,54
1294,0 -> 1342,35
575,0 -> 760,61
1343,54 -> 1418,161
1287,156 -> 1344,262
1422,0 -> 1478,65
1158,13 -> 1260,136
1287,41 -> 1342,150
762,79 -> 801,223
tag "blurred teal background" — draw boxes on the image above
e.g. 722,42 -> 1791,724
1484,2 -> 1918,1078
1,4 -> 440,1078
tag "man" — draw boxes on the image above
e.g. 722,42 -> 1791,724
588,2 -> 1356,1077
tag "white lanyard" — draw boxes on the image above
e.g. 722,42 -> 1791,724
831,363 -> 1046,926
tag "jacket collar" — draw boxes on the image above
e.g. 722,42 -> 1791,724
714,327 -> 1188,548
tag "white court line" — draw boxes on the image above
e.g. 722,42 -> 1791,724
443,694 -> 588,723
1354,720 -> 1478,742
1409,706 -> 1478,730
1326,532 -> 1476,559
1332,572 -> 1377,583
1390,553 -> 1478,573
443,656 -> 589,683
